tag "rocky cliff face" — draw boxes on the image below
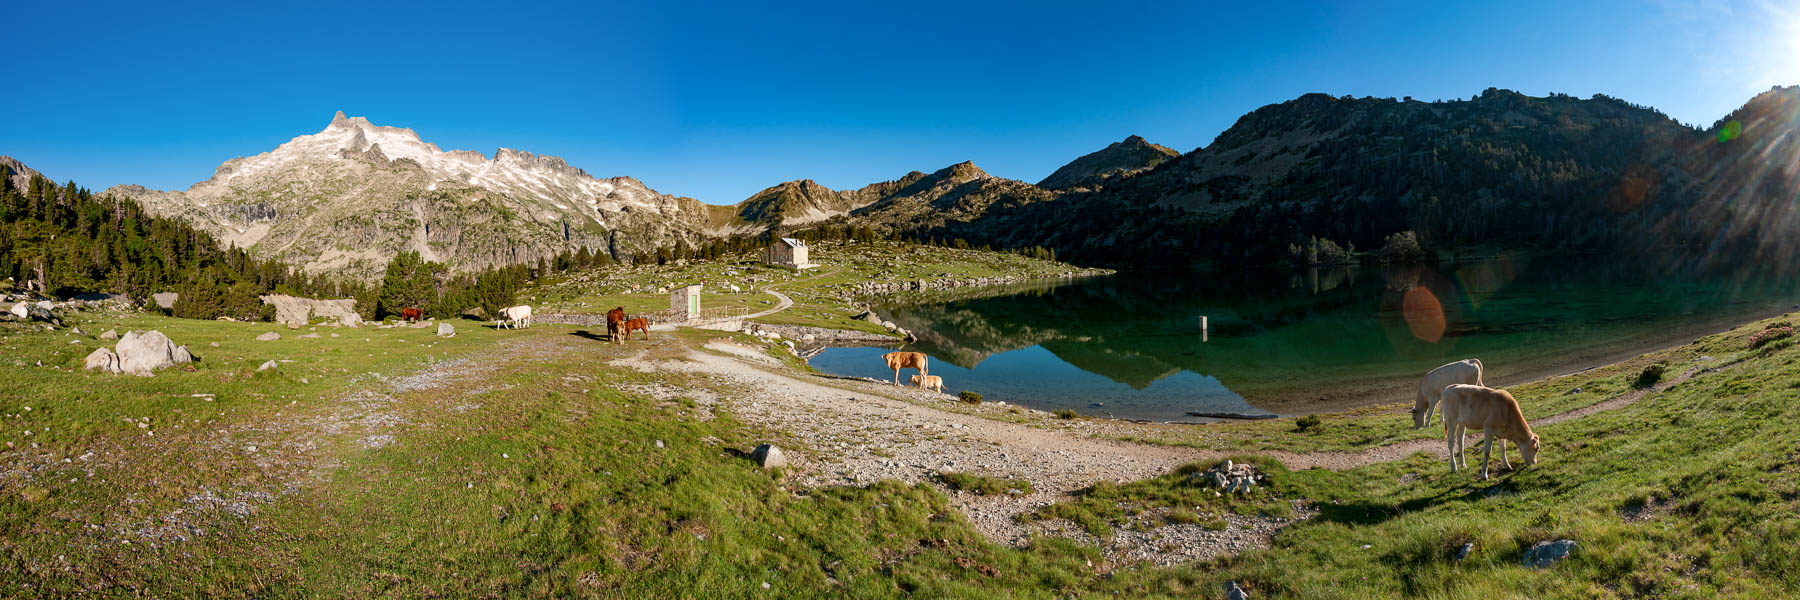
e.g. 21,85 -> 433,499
1,155 -> 47,193
105,112 -> 715,279
1036,135 -> 1178,190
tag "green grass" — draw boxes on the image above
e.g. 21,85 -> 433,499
8,309 -> 1800,598
937,472 -> 1034,496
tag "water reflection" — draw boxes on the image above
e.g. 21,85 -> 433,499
810,256 -> 1797,421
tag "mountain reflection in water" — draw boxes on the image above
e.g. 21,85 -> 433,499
808,256 -> 1798,421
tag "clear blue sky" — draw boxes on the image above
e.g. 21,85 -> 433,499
2,0 -> 1795,204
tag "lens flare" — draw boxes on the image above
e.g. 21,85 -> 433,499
1718,119 -> 1743,143
1402,286 -> 1447,343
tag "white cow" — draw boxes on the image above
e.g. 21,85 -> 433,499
497,305 -> 533,330
1413,358 -> 1484,428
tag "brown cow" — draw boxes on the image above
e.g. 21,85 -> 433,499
400,307 -> 423,322
620,317 -> 650,341
1440,384 -> 1540,480
607,306 -> 627,343
882,351 -> 929,386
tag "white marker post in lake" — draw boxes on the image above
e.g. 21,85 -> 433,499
1201,315 -> 1209,342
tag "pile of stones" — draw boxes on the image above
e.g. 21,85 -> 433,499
1190,460 -> 1264,495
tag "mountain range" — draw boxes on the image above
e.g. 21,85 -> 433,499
11,85 -> 1800,278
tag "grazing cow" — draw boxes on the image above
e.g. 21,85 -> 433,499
908,374 -> 944,393
882,351 -> 929,386
606,306 -> 627,342
400,307 -> 423,322
619,317 -> 650,341
1440,384 -> 1540,480
1413,358 -> 1484,429
497,305 -> 533,330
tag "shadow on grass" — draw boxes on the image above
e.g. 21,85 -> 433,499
570,329 -> 618,343
1313,479 -> 1523,526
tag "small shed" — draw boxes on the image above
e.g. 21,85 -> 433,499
670,284 -> 702,321
763,238 -> 816,269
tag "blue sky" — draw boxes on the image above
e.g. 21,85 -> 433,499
2,0 -> 1795,204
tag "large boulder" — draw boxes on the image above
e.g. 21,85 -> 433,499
83,347 -> 121,374
115,330 -> 182,376
152,292 -> 179,310
437,323 -> 455,337
751,444 -> 787,470
8,303 -> 27,319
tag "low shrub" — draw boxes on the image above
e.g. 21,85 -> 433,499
1294,415 -> 1322,432
1750,325 -> 1794,349
958,391 -> 983,404
1054,409 -> 1078,419
1633,364 -> 1666,389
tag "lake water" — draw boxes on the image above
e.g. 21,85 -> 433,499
807,255 -> 1799,421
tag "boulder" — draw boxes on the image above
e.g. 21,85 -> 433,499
298,333 -> 321,339
751,444 -> 787,470
255,332 -> 281,341
1521,539 -> 1577,569
115,330 -> 181,375
257,360 -> 279,372
172,345 -> 193,364
1224,581 -> 1250,600
34,300 -> 52,311
8,303 -> 27,319
152,292 -> 179,309
437,323 -> 455,337
1454,542 -> 1475,561
83,347 -> 121,374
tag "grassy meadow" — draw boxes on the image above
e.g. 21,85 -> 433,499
526,240 -> 1108,334
3,298 -> 1799,597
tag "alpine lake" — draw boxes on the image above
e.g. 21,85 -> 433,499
808,254 -> 1800,421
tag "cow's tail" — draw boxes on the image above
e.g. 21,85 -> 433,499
1471,358 -> 1485,386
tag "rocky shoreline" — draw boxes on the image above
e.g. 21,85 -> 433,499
843,269 -> 1110,296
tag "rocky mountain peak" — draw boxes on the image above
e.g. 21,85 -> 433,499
1036,135 -> 1178,189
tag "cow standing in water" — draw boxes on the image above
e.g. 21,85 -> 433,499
606,306 -> 627,343
883,351 -> 929,386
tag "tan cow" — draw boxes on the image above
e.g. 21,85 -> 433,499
909,374 -> 944,393
882,351 -> 929,386
1413,358 -> 1484,429
1440,384 -> 1540,480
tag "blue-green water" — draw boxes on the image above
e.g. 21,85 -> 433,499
808,256 -> 1799,421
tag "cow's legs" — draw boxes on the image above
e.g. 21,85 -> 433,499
1498,438 -> 1511,470
1447,425 -> 1459,473
1480,433 -> 1494,481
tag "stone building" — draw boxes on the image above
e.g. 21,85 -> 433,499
762,238 -> 816,269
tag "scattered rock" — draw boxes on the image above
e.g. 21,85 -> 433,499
437,323 -> 455,337
1521,539 -> 1577,569
1224,581 -> 1251,600
152,292 -> 179,309
751,444 -> 787,469
209,341 -> 221,347
83,347 -> 121,374
1455,542 -> 1475,561
71,326 -> 85,335
1190,460 -> 1263,494
99,329 -> 119,341
255,332 -> 281,341
115,330 -> 185,375
257,360 -> 279,372
172,345 -> 193,364
298,333 -> 321,339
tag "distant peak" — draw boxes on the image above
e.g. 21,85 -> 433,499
1122,134 -> 1148,144
942,161 -> 988,179
331,110 -> 349,125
